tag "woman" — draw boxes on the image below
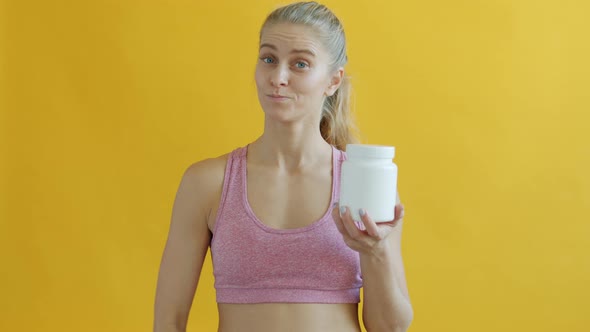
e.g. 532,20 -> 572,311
153,2 -> 413,331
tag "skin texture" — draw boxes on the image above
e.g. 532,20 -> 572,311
153,23 -> 412,332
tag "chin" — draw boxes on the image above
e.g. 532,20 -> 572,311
261,104 -> 300,123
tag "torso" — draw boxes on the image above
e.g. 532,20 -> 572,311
217,303 -> 360,332
204,144 -> 360,331
208,145 -> 334,230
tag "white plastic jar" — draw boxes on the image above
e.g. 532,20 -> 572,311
339,144 -> 397,222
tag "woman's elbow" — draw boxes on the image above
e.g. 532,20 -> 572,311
372,306 -> 414,332
394,307 -> 414,332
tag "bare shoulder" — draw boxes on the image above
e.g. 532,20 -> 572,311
164,151 -> 232,248
183,152 -> 229,185
180,152 -> 230,203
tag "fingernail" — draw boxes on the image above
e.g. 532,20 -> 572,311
340,206 -> 346,215
359,208 -> 366,216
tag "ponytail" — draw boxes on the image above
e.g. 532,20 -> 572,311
320,75 -> 359,151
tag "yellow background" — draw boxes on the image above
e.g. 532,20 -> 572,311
2,0 -> 589,331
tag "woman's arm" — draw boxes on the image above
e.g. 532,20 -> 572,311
153,158 -> 225,332
333,195 -> 413,332
359,217 -> 413,332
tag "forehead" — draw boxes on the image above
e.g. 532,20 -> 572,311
259,23 -> 325,55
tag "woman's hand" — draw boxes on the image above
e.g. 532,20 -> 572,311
332,202 -> 405,255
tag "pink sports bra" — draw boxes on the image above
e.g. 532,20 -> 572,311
210,144 -> 362,304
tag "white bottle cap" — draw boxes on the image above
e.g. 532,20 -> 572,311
346,144 -> 395,159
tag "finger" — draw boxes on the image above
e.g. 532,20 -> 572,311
395,204 -> 405,221
359,208 -> 380,239
339,206 -> 363,239
331,203 -> 346,235
374,204 -> 404,228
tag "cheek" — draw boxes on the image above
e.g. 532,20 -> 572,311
297,72 -> 327,96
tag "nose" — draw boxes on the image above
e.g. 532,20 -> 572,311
270,65 -> 288,87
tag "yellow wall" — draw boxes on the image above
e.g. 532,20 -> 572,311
2,0 -> 589,331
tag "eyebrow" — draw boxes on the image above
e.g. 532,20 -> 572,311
259,43 -> 316,57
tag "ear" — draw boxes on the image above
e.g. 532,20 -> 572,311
324,67 -> 344,97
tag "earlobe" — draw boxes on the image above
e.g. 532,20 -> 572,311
326,85 -> 340,97
325,86 -> 338,97
325,82 -> 340,97
328,87 -> 339,97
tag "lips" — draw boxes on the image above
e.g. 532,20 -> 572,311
268,94 -> 290,98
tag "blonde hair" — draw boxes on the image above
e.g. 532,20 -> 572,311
260,1 -> 359,151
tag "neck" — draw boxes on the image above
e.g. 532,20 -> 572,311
249,116 -> 332,170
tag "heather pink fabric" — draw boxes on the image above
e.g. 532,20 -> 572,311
210,144 -> 362,304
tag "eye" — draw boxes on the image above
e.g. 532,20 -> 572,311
295,61 -> 309,69
260,56 -> 274,64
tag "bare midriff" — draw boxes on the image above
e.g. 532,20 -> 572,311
217,303 -> 361,332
